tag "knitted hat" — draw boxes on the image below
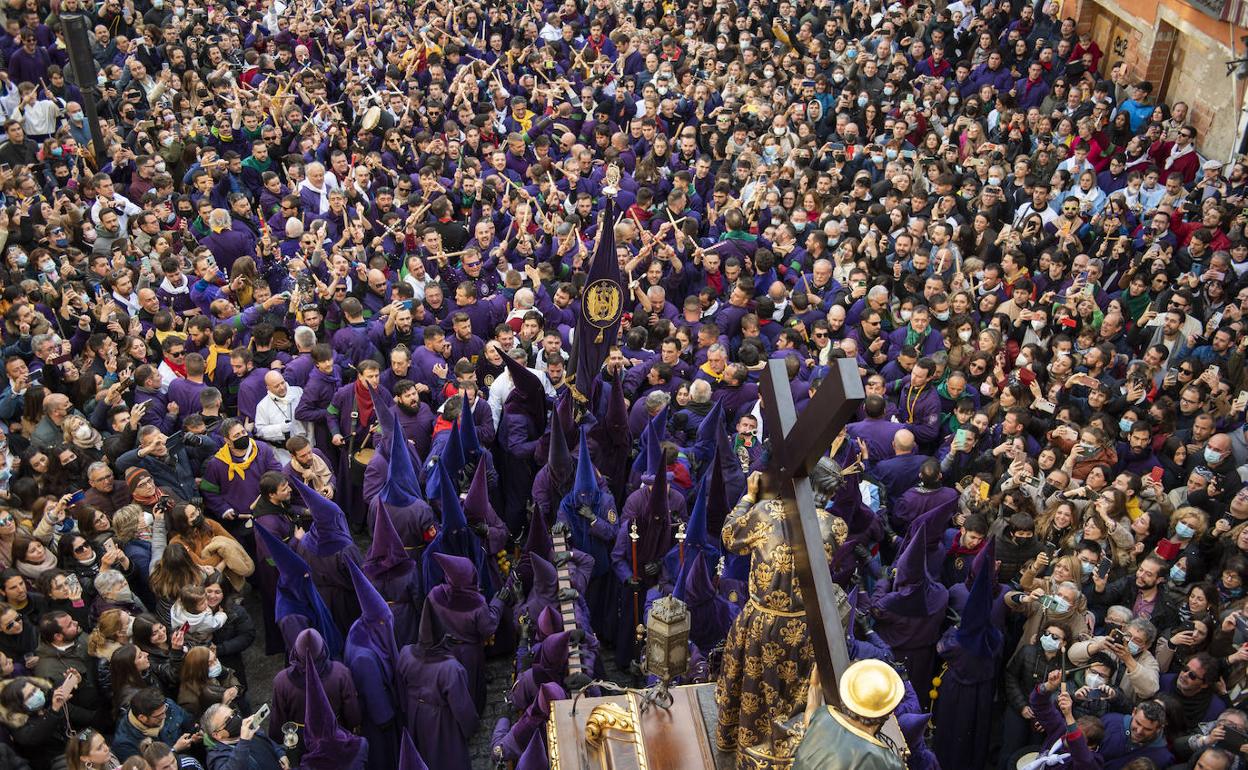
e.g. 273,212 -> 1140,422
125,468 -> 153,493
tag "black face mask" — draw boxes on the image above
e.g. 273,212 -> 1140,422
222,712 -> 243,740
231,435 -> 250,451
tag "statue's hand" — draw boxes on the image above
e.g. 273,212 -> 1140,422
746,471 -> 763,501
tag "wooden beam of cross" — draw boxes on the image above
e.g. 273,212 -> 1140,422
757,357 -> 865,707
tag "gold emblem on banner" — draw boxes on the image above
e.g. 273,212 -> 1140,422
584,279 -> 622,342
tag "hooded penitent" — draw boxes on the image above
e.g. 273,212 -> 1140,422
663,472 -> 722,580
501,352 -> 548,432
515,723 -> 550,770
255,523 -> 344,659
877,520 -> 949,616
365,493 -> 416,581
421,460 -> 492,596
673,550 -> 737,652
546,392 -> 576,499
302,635 -> 367,770
287,471 -> 355,557
635,409 -> 673,570
345,558 -> 402,770
559,426 -> 610,578
459,394 -> 482,465
691,400 -> 724,470
380,406 -> 424,509
346,559 -> 400,679
426,409 -> 466,501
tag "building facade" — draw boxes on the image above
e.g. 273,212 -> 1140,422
1075,0 -> 1248,158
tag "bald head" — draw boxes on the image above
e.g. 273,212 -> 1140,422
893,429 -> 916,455
264,371 -> 289,398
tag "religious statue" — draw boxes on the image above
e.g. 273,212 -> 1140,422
714,469 -> 849,768
792,660 -> 907,770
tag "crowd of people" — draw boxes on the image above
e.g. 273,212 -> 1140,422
0,0 -> 1245,768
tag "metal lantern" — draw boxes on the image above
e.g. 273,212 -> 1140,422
643,595 -> 690,682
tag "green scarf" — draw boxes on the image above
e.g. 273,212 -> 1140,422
904,324 -> 930,349
1121,290 -> 1152,324
722,230 -> 757,242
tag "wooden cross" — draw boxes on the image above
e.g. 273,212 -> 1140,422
757,356 -> 864,707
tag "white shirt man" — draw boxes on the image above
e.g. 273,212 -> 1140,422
254,371 -> 309,463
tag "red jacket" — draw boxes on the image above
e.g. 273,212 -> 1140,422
1147,140 -> 1201,185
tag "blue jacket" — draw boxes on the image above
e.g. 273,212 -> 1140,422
113,699 -> 193,760
206,734 -> 288,770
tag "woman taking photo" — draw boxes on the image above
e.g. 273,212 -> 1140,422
175,645 -> 245,716
0,671 -> 91,770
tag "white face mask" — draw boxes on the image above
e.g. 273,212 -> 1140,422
958,329 -> 972,342
74,424 -> 93,441
1085,672 -> 1105,689
900,309 -> 913,322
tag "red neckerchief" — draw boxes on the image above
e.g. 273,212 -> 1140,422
948,531 -> 985,556
354,379 -> 375,427
164,356 -> 187,378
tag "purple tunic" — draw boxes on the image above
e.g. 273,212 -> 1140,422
268,638 -> 362,742
201,441 -> 283,519
235,367 -> 272,421
396,640 -> 478,769
426,558 -> 506,712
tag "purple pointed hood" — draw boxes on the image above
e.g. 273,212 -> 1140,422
536,606 -> 563,638
459,396 -> 482,462
677,551 -> 736,650
425,414 -> 467,501
691,400 -> 724,468
515,726 -> 549,770
398,729 -> 430,770
970,535 -> 997,586
556,427 -> 610,580
463,459 -> 493,528
636,409 -> 671,567
631,407 -> 668,480
373,385 -> 396,444
531,553 -> 558,600
705,436 -> 732,536
256,524 -> 344,659
663,473 -> 722,579
287,472 -> 355,557
416,596 -> 452,652
536,681 -> 563,715
302,645 -> 365,769
534,630 -> 572,672
956,542 -> 1004,660
346,559 -> 399,679
380,407 -> 423,508
548,392 -> 575,486
501,353 -> 547,431
879,519 -> 948,615
364,497 -> 415,580
421,460 -> 491,596
289,627 -> 330,677
433,552 -> 478,589
517,495 -> 555,591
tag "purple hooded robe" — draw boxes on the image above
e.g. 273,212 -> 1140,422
396,600 -> 478,770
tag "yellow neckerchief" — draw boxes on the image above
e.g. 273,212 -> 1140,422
154,328 -> 179,346
213,441 -> 257,481
205,344 -> 233,378
699,361 -> 725,382
1126,494 -> 1143,522
904,383 -> 926,422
